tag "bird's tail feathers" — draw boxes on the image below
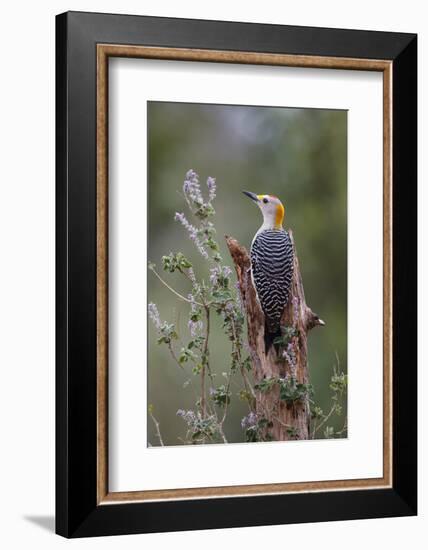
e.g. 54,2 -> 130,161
264,319 -> 282,355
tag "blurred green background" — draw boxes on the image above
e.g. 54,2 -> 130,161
147,102 -> 347,446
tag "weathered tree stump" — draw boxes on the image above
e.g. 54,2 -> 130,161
226,231 -> 324,441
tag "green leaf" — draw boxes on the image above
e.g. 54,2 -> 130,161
254,377 -> 278,393
192,364 -> 202,375
210,385 -> 231,407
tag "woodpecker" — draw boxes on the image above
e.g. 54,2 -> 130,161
243,191 -> 294,353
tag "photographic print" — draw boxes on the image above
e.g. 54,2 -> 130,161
147,101 -> 347,446
57,14 -> 417,536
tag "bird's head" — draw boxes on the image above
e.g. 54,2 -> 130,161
242,191 -> 285,229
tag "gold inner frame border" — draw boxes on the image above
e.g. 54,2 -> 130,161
96,44 -> 393,504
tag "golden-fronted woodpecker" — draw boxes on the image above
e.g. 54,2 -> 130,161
243,191 -> 294,353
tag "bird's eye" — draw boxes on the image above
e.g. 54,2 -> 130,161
263,198 -> 268,204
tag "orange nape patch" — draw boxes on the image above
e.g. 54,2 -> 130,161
275,202 -> 285,228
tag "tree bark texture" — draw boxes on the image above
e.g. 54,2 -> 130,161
226,231 -> 324,441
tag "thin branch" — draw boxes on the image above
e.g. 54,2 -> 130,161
228,315 -> 256,408
217,423 -> 228,444
167,343 -> 184,370
220,367 -> 233,426
149,265 -> 203,306
148,408 -> 164,447
311,403 -> 336,438
200,306 -> 210,419
335,418 -> 348,437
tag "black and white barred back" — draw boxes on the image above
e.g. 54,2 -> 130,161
250,229 -> 294,351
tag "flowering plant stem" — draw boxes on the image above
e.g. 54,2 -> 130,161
148,170 -> 254,445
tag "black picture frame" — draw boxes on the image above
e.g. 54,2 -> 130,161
56,11 -> 417,538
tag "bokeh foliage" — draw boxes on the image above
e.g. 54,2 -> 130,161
148,102 -> 347,446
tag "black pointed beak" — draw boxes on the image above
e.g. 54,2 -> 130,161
242,190 -> 259,202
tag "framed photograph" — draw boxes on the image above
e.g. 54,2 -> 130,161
56,11 -> 417,537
